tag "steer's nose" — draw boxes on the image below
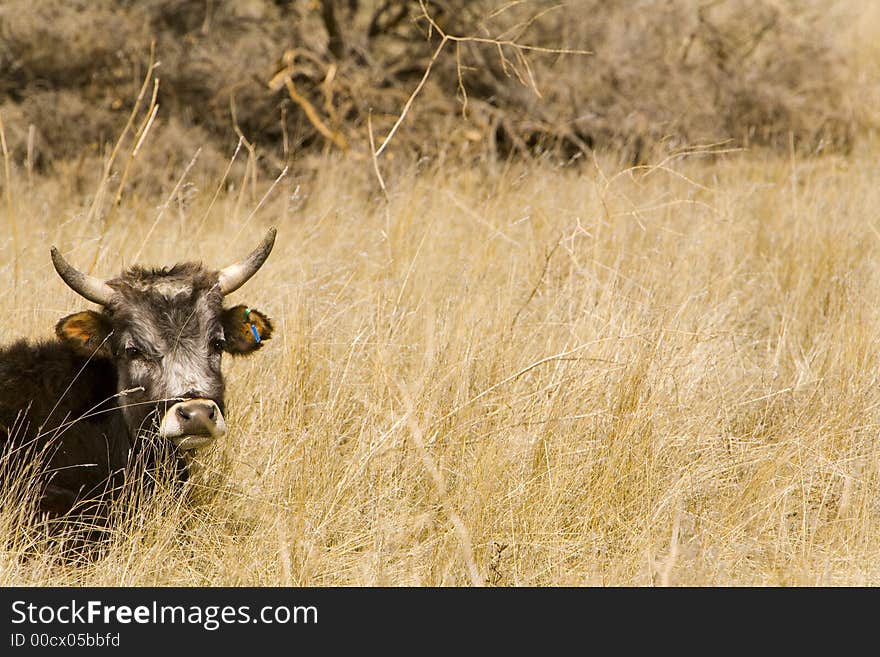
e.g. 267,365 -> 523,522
158,398 -> 227,451
176,400 -> 216,426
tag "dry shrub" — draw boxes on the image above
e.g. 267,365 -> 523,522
552,0 -> 861,157
0,0 -> 869,177
395,0 -> 862,160
0,2 -> 136,90
8,91 -> 122,163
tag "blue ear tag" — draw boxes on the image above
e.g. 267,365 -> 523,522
244,308 -> 261,343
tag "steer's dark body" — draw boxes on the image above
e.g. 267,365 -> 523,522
0,230 -> 275,522
0,339 -> 126,516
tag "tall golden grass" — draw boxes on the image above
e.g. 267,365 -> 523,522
3,138 -> 880,584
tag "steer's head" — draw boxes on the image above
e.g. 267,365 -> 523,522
50,229 -> 276,454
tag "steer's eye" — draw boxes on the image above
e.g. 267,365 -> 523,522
211,338 -> 226,353
124,346 -> 143,360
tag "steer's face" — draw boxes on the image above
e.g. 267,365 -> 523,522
108,269 -> 229,445
50,230 -> 275,455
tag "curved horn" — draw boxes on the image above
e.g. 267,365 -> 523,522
50,247 -> 115,306
218,227 -> 277,295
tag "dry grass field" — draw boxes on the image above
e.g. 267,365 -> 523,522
2,1 -> 880,586
4,143 -> 880,586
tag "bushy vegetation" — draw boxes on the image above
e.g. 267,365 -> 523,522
0,0 -> 867,183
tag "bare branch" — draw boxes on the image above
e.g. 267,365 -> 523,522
371,0 -> 591,162
372,36 -> 449,158
320,0 -> 346,60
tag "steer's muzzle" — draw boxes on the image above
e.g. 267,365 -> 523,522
158,399 -> 227,451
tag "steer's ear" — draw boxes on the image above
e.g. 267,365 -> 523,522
221,305 -> 273,355
56,311 -> 113,356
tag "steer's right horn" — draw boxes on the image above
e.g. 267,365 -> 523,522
217,227 -> 277,295
50,247 -> 115,306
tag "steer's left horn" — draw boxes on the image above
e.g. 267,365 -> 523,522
217,227 -> 277,295
50,247 -> 115,306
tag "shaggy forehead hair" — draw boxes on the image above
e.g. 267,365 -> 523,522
106,263 -> 224,343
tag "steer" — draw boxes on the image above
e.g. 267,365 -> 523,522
0,228 -> 276,520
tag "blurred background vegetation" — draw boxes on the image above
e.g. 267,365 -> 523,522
0,0 -> 870,186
